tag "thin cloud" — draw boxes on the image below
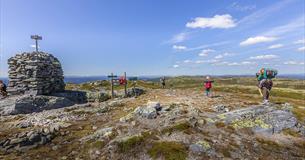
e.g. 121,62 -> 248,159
238,0 -> 293,26
228,2 -> 256,12
214,55 -> 223,59
297,46 -> 305,52
172,64 -> 179,68
172,45 -> 187,50
268,44 -> 283,49
284,61 -> 304,65
168,32 -> 189,43
249,54 -> 279,60
186,14 -> 236,29
294,39 -> 305,44
183,59 -> 191,63
240,36 -> 277,46
198,49 -> 215,56
262,15 -> 305,37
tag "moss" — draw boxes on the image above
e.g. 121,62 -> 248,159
206,118 -> 215,123
148,141 -> 187,160
71,110 -> 93,115
215,122 -> 226,128
256,137 -> 282,150
196,140 -> 211,150
231,118 -> 271,129
46,116 -> 57,120
220,148 -> 231,158
282,128 -> 301,137
217,114 -> 226,119
117,131 -> 153,153
161,122 -> 191,134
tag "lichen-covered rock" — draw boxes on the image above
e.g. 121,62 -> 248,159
127,87 -> 145,97
7,52 -> 65,95
86,91 -> 110,102
220,105 -> 303,135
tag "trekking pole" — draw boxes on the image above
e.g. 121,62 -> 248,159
258,88 -> 263,97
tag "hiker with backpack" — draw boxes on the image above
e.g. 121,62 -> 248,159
256,68 -> 277,104
160,77 -> 166,89
204,76 -> 214,97
0,80 -> 7,98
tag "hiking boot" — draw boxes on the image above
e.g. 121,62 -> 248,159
262,100 -> 270,105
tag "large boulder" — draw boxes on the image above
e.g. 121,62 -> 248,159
0,95 -> 74,115
218,104 -> 303,135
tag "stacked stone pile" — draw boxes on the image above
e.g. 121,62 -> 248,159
7,52 -> 65,95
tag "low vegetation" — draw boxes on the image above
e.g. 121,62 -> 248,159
148,141 -> 187,160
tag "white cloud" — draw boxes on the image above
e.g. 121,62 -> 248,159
195,60 -> 205,64
249,54 -> 278,60
186,14 -> 236,29
214,55 -> 223,59
212,61 -> 229,66
294,39 -> 305,44
172,45 -> 187,50
241,61 -> 256,65
268,44 -> 283,49
198,49 -> 215,56
284,61 -> 304,65
240,36 -> 277,46
228,62 -> 240,66
297,46 -> 305,52
183,60 -> 191,63
173,64 -> 179,68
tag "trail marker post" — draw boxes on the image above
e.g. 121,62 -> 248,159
30,35 -> 42,52
108,73 -> 117,98
124,72 -> 127,97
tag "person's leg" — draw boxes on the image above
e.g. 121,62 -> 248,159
205,88 -> 210,96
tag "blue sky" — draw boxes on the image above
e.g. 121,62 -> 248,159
0,0 -> 304,76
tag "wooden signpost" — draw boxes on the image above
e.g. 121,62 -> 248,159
108,72 -> 128,98
31,35 -> 42,52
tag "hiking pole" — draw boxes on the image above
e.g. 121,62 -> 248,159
258,88 -> 263,97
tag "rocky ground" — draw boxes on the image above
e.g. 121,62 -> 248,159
0,88 -> 304,160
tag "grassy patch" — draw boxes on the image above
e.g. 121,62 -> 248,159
292,106 -> 305,124
148,141 -> 187,160
161,122 -> 192,134
282,128 -> 301,137
117,131 -> 152,153
256,137 -> 282,150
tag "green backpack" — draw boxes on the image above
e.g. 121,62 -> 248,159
257,68 -> 278,80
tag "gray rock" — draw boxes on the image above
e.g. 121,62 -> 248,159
127,87 -> 145,97
0,95 -> 74,115
213,105 -> 229,113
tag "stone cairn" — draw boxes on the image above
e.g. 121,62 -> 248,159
7,52 -> 65,95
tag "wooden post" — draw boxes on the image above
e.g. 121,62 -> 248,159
111,73 -> 114,98
124,72 -> 127,97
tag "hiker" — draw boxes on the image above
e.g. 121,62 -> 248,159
0,80 -> 7,98
160,77 -> 166,89
256,68 -> 277,104
204,76 -> 214,97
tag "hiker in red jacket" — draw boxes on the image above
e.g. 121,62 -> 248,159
204,76 -> 214,97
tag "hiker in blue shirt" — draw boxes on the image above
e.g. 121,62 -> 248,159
256,68 -> 277,104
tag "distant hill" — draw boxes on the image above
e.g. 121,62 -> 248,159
1,74 -> 304,85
